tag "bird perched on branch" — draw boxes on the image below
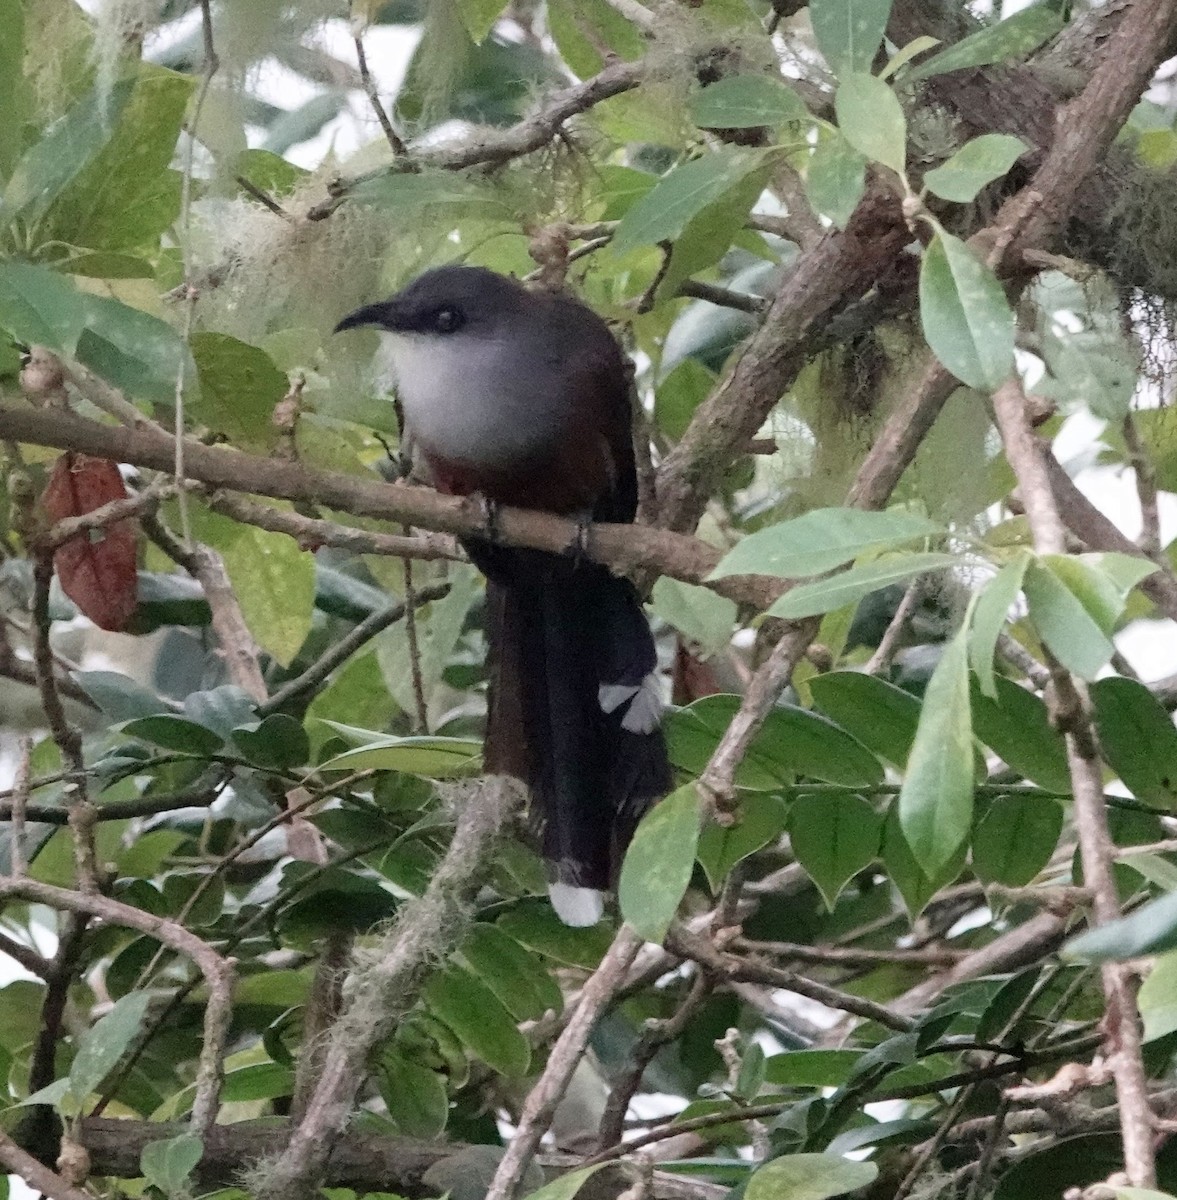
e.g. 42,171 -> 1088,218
336,266 -> 672,925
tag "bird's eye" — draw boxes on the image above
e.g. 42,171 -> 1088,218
434,306 -> 463,334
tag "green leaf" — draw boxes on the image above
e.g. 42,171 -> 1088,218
518,1165 -> 610,1200
655,357 -> 715,440
650,577 -> 736,656
790,793 -> 882,908
619,783 -> 703,943
834,73 -> 906,174
697,794 -> 788,891
76,295 -> 195,405
378,1049 -> 449,1138
710,508 -> 942,580
317,729 -> 482,777
0,0 -> 27,180
764,1050 -> 861,1087
349,171 -> 514,220
69,991 -> 152,1102
971,676 -> 1071,794
667,696 -> 884,790
231,714 -> 310,771
424,966 -> 530,1077
612,150 -> 767,254
768,552 -> 957,619
496,903 -> 615,969
746,1153 -> 878,1200
190,332 -> 288,449
810,0 -> 894,76
882,803 -> 965,917
0,79 -> 135,227
924,134 -> 1027,203
1022,560 -> 1115,680
1138,950 -> 1177,1043
1046,553 -> 1157,632
898,633 -> 973,877
907,7 -> 1063,83
120,714 -> 225,756
455,0 -> 509,42
72,671 -> 169,721
919,231 -> 1014,392
0,258 -> 88,350
1091,677 -> 1177,809
548,0 -> 644,77
972,794 -> 1062,887
1064,889 -> 1177,962
805,130 -> 866,228
44,67 -> 193,253
809,671 -> 921,767
140,1134 -> 203,1196
880,35 -> 941,81
459,924 -> 563,1022
969,553 -> 1030,698
690,75 -> 808,128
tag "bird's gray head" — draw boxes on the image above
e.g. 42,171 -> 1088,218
334,265 -> 531,341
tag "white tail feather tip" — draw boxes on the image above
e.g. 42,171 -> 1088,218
549,883 -> 605,927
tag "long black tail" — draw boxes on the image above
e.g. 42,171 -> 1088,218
478,545 -> 672,925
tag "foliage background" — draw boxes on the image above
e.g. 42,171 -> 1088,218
3,1 -> 1177,1199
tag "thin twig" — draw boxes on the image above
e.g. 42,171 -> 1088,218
863,577 -> 923,675
484,925 -> 645,1200
352,20 -> 408,155
9,735 -> 30,877
1123,411 -> 1162,559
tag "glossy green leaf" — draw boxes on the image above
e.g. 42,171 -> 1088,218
971,676 -> 1071,794
711,508 -> 941,581
1091,677 -> 1177,809
972,794 -> 1062,886
790,792 -> 882,908
378,1049 -> 449,1137
318,728 -> 482,777
231,714 -> 310,771
919,231 -> 1014,392
455,0 -> 509,42
140,1134 -> 203,1196
120,714 -> 225,756
1064,890 -> 1177,962
424,966 -> 530,1077
69,991 -> 152,1102
496,903 -> 615,969
969,553 -> 1030,699
882,803 -> 966,917
697,794 -> 788,891
459,924 -> 563,1021
764,1050 -> 861,1087
44,67 -> 193,253
1138,951 -> 1177,1043
190,332 -> 288,449
613,150 -> 767,254
810,0 -> 894,76
1023,561 -> 1115,680
834,73 -> 906,174
907,7 -> 1063,83
667,696 -> 884,790
650,577 -> 736,656
809,671 -> 921,767
924,134 -> 1027,203
769,552 -> 957,619
72,671 -> 169,721
898,633 -> 973,877
518,1164 -> 610,1200
746,1153 -> 877,1200
0,79 -> 135,227
619,783 -> 703,943
690,75 -> 807,128
806,130 -> 866,228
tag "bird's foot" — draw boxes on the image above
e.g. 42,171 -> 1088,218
565,511 -> 593,564
474,492 -> 502,543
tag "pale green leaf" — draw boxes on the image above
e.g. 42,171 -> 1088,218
834,73 -> 906,174
613,150 -> 767,253
619,783 -> 703,943
969,552 -> 1030,699
455,0 -> 509,42
69,991 -> 152,1103
650,577 -> 736,656
690,75 -> 808,128
768,552 -> 956,619
790,793 -> 882,908
898,632 -> 973,877
519,1165 -> 610,1200
140,1134 -> 203,1196
811,0 -> 894,76
1064,889 -> 1177,962
919,231 -> 1014,391
805,130 -> 866,228
317,728 -> 482,777
924,134 -> 1027,203
1023,561 -> 1115,680
745,1153 -> 878,1200
880,35 -> 940,81
907,7 -> 1063,83
710,508 -> 941,580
